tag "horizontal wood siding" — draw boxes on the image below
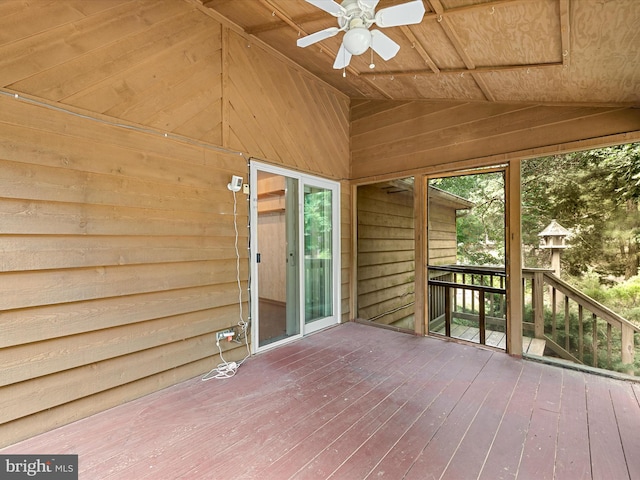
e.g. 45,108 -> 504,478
0,94 -> 250,447
355,183 -> 464,328
351,100 -> 640,179
357,184 -> 415,328
428,205 -> 458,265
0,1 -> 351,447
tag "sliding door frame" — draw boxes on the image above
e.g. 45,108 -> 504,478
250,161 -> 341,353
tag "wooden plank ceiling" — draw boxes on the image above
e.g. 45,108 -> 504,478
201,0 -> 639,106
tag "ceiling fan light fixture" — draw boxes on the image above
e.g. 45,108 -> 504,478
343,27 -> 371,55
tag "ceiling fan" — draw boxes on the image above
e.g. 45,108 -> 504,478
297,0 -> 426,69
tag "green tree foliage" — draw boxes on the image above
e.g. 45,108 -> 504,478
431,143 -> 640,323
522,143 -> 640,279
431,172 -> 505,265
304,188 -> 331,258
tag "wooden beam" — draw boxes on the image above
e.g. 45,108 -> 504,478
221,26 -> 230,148
399,26 -> 440,74
349,183 -> 358,321
359,62 -> 563,77
428,0 -> 501,101
414,174 -> 427,336
472,72 -> 497,102
253,0 -> 392,99
246,12 -> 327,35
559,0 -> 571,66
257,0 -> 307,36
184,0 -> 349,100
506,159 -> 523,356
437,16 -> 476,69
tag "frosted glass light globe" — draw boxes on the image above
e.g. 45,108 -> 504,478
343,27 -> 371,55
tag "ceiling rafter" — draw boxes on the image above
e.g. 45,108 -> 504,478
559,0 -> 571,66
359,61 -> 563,77
399,25 -> 440,74
246,12 -> 327,35
254,0 -> 394,99
196,0 -> 636,107
427,0 -> 498,101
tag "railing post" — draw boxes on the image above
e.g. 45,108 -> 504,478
533,271 -> 545,339
621,323 -> 635,373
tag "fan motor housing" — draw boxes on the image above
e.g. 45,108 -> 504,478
337,0 -> 375,29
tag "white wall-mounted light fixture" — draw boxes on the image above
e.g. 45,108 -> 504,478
227,175 -> 243,192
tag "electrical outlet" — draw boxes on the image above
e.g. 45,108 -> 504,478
216,330 -> 235,342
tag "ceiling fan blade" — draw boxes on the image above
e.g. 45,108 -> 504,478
333,43 -> 353,69
297,27 -> 340,48
305,0 -> 345,16
370,30 -> 400,60
374,0 -> 426,28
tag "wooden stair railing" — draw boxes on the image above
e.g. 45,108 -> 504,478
522,269 -> 639,374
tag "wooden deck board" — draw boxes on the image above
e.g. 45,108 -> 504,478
610,379 -> 640,480
555,368 -> 591,480
518,363 -> 563,479
431,323 -> 545,355
586,375 -> 634,480
2,322 -> 638,480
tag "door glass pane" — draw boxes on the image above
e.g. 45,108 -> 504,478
304,185 -> 333,323
257,172 -> 300,347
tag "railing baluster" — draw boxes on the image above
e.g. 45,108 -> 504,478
578,305 -> 584,362
445,284 -> 451,338
592,314 -> 598,368
533,272 -> 544,339
607,323 -> 612,369
462,273 -> 467,311
500,275 -> 506,318
564,295 -> 570,351
552,288 -> 557,341
487,274 -> 494,317
453,272 -> 458,312
479,290 -> 486,345
471,275 -> 476,312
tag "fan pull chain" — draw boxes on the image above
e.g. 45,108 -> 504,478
369,49 -> 375,69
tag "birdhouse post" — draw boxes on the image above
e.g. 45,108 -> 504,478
538,219 -> 570,277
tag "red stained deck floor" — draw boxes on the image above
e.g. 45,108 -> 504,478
3,322 -> 639,479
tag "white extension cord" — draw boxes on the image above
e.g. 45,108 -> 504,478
202,188 -> 251,381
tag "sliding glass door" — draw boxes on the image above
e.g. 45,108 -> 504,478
251,163 -> 340,352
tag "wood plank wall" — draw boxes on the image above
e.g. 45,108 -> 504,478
0,0 -> 350,447
357,184 -> 415,329
428,202 -> 461,266
0,93 -> 249,447
351,100 -> 640,180
225,32 -> 350,179
356,183 -> 463,329
1,0 -> 224,146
